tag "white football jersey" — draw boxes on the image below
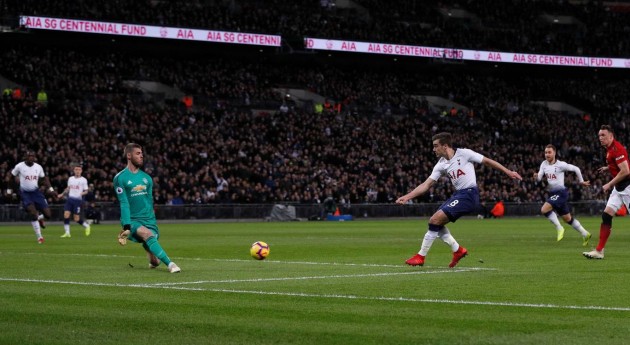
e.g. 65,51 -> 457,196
536,159 -> 584,191
11,162 -> 45,192
67,176 -> 89,200
429,148 -> 484,190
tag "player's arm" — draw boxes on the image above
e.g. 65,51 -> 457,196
603,160 -> 630,193
113,175 -> 132,245
533,164 -> 544,182
148,176 -> 154,207
40,176 -> 57,198
481,157 -> 522,180
9,172 -> 19,199
58,185 -> 70,199
396,177 -> 437,204
565,163 -> 590,187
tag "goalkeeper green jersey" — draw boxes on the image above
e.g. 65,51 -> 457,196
113,167 -> 155,226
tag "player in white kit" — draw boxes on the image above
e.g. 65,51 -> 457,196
11,151 -> 56,244
534,144 -> 591,245
396,132 -> 522,267
58,164 -> 91,237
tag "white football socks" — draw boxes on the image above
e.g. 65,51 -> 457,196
570,218 -> 589,237
419,230 -> 438,256
31,221 -> 42,238
546,211 -> 563,229
438,227 -> 460,252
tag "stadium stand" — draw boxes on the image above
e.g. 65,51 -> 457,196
1,0 -> 630,210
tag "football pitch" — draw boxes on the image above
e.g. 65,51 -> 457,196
1,217 -> 630,345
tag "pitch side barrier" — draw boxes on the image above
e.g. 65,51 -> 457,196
0,201 -> 606,222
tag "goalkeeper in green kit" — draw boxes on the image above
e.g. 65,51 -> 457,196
114,143 -> 181,273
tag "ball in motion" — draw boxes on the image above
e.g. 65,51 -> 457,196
250,241 -> 270,260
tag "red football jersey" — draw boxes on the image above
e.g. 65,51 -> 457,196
606,139 -> 629,178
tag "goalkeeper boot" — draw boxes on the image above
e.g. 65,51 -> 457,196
168,262 -> 181,273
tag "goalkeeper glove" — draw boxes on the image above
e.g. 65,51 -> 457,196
118,225 -> 131,246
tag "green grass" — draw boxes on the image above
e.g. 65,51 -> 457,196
1,217 -> 630,345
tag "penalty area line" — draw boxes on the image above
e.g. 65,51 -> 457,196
149,267 -> 493,286
1,277 -> 629,312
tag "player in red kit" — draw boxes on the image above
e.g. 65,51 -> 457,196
583,125 -> 630,259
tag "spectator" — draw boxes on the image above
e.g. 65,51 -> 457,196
489,200 -> 505,218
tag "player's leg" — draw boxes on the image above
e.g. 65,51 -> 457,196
24,202 -> 44,243
135,225 -> 180,273
38,195 -> 52,229
406,189 -> 474,267
438,226 -> 460,252
437,225 -> 468,268
584,190 -> 621,259
73,211 -> 90,236
142,243 -> 160,268
405,210 -> 449,266
61,210 -> 72,237
583,209 -> 613,259
135,226 -> 171,265
439,190 -> 477,267
434,217 -> 468,268
559,212 -> 590,246
541,201 -> 564,241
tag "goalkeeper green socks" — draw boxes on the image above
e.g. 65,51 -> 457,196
144,236 -> 172,266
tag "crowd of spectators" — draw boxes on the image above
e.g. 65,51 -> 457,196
1,42 -> 628,208
3,1 -> 630,208
6,0 -> 630,57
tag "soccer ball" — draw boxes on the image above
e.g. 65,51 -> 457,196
250,241 -> 270,260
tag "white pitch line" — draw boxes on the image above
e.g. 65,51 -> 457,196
149,268 -> 492,286
2,277 -> 629,312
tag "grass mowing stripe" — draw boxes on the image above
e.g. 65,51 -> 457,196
1,251 -> 486,269
2,277 -> 629,312
2,219 -> 630,344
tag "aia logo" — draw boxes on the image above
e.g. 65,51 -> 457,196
24,175 -> 38,181
546,173 -> 557,180
448,169 -> 466,180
